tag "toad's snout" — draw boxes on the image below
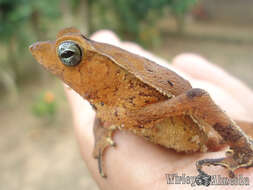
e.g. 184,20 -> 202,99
29,41 -> 62,76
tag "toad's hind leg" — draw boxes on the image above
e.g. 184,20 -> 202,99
129,88 -> 253,177
93,117 -> 117,177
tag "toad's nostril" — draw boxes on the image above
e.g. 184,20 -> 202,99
29,42 -> 43,52
29,43 -> 36,53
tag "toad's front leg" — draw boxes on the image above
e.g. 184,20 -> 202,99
129,88 -> 253,177
93,117 -> 117,178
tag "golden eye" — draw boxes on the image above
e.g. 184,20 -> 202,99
58,41 -> 82,66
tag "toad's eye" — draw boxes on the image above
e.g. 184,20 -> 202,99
57,41 -> 82,66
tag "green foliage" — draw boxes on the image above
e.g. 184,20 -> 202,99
89,0 -> 197,45
0,0 -> 60,43
0,0 -> 61,85
31,91 -> 57,122
171,0 -> 197,16
170,0 -> 197,34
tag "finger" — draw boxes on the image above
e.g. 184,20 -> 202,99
172,53 -> 253,116
63,84 -> 95,157
190,79 -> 251,121
63,84 -> 95,139
90,30 -> 120,46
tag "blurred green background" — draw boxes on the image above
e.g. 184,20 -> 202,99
0,0 -> 253,189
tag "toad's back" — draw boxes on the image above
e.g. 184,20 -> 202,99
80,50 -> 168,110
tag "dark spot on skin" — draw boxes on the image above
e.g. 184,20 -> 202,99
129,80 -> 135,88
139,82 -> 148,88
100,102 -> 104,106
167,80 -> 174,87
144,100 -> 150,104
213,123 -> 243,142
186,88 -> 206,99
114,87 -> 119,92
78,66 -> 81,73
128,96 -> 136,105
114,111 -> 118,117
147,69 -> 153,72
138,92 -> 151,97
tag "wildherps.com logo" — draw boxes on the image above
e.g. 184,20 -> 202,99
165,173 -> 249,187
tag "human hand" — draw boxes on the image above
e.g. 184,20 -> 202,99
64,30 -> 253,190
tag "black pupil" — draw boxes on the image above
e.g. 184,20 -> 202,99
61,50 -> 74,58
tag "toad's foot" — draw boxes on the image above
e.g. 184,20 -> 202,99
196,146 -> 253,178
93,117 -> 117,178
